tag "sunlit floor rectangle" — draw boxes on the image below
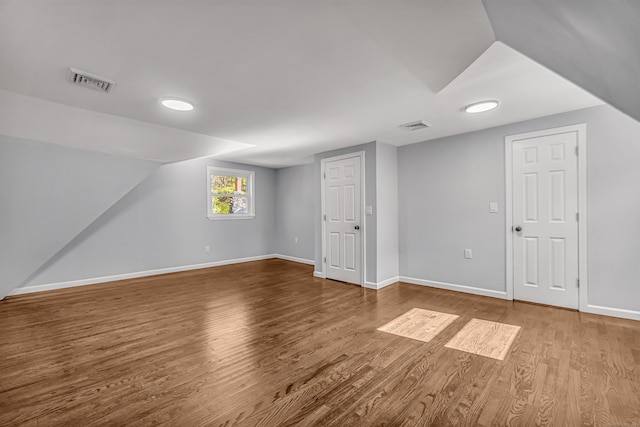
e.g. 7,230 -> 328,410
445,318 -> 521,360
377,308 -> 459,343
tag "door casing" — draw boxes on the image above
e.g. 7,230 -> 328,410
505,124 -> 588,311
320,151 -> 366,286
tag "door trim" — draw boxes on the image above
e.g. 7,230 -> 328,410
505,124 -> 587,310
320,151 -> 366,286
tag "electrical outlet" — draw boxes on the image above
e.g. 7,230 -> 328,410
464,248 -> 472,259
205,245 -> 211,253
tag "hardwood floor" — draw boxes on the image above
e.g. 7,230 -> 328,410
1,259 -> 638,426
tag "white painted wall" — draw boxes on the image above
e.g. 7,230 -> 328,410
22,157 -> 276,288
398,104 -> 640,316
0,135 -> 159,299
375,142 -> 399,285
274,164 -> 315,262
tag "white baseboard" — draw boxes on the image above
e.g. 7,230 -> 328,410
273,254 -> 314,265
399,276 -> 508,300
364,276 -> 400,290
582,304 -> 640,321
378,276 -> 400,289
10,254 -> 277,296
313,271 -> 325,278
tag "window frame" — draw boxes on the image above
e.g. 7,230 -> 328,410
206,166 -> 255,220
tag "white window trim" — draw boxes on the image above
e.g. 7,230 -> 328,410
207,166 -> 255,220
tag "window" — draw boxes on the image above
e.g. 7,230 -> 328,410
207,166 -> 255,220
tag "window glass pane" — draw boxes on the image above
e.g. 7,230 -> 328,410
207,166 -> 253,219
212,175 -> 246,195
213,196 -> 248,214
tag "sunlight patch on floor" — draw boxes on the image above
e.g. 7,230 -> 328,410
445,318 -> 521,360
377,308 -> 459,343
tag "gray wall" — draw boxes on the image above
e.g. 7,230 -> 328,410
314,142 -> 377,283
24,157 -> 276,287
582,105 -> 640,311
274,164 -> 314,261
483,0 -> 640,123
6,104 -> 639,316
398,104 -> 640,312
398,125 -> 506,292
375,142 -> 399,283
0,135 -> 159,299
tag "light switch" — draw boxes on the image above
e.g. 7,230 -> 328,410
489,202 -> 498,213
464,248 -> 472,259
365,205 -> 373,215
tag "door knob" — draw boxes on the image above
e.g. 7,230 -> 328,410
514,226 -> 522,232
354,225 -> 360,230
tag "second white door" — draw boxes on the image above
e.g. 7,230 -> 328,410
324,155 -> 362,285
511,128 -> 580,309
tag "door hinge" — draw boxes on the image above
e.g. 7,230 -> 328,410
576,212 -> 579,221
323,214 -> 326,221
575,146 -> 579,156
577,278 -> 580,288
324,257 -> 326,263
323,172 -> 326,179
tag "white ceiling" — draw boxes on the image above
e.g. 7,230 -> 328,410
0,0 -> 602,167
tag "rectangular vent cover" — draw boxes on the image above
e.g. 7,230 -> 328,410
399,120 -> 430,131
68,68 -> 115,93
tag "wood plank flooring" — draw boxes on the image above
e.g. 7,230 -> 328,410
1,259 -> 638,426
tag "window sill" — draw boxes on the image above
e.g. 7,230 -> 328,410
207,215 -> 255,221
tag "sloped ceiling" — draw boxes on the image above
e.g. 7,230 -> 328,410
0,0 -> 603,167
483,0 -> 640,122
0,90 -> 253,163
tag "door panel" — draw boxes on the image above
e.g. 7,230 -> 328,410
324,156 -> 362,285
524,237 -> 538,286
344,233 -> 356,271
524,173 -> 538,221
329,232 -> 340,268
549,171 -> 565,221
344,184 -> 356,221
512,131 -> 579,309
550,238 -> 566,288
329,187 -> 340,221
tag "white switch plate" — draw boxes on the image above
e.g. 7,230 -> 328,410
464,248 -> 472,259
489,202 -> 498,213
365,205 -> 373,215
205,245 -> 211,253
294,237 -> 298,243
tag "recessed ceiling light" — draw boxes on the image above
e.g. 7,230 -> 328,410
464,100 -> 499,113
161,97 -> 194,111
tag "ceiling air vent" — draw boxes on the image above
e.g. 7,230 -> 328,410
68,68 -> 115,93
399,120 -> 430,131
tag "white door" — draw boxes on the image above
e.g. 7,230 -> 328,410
511,130 -> 580,309
324,155 -> 362,285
